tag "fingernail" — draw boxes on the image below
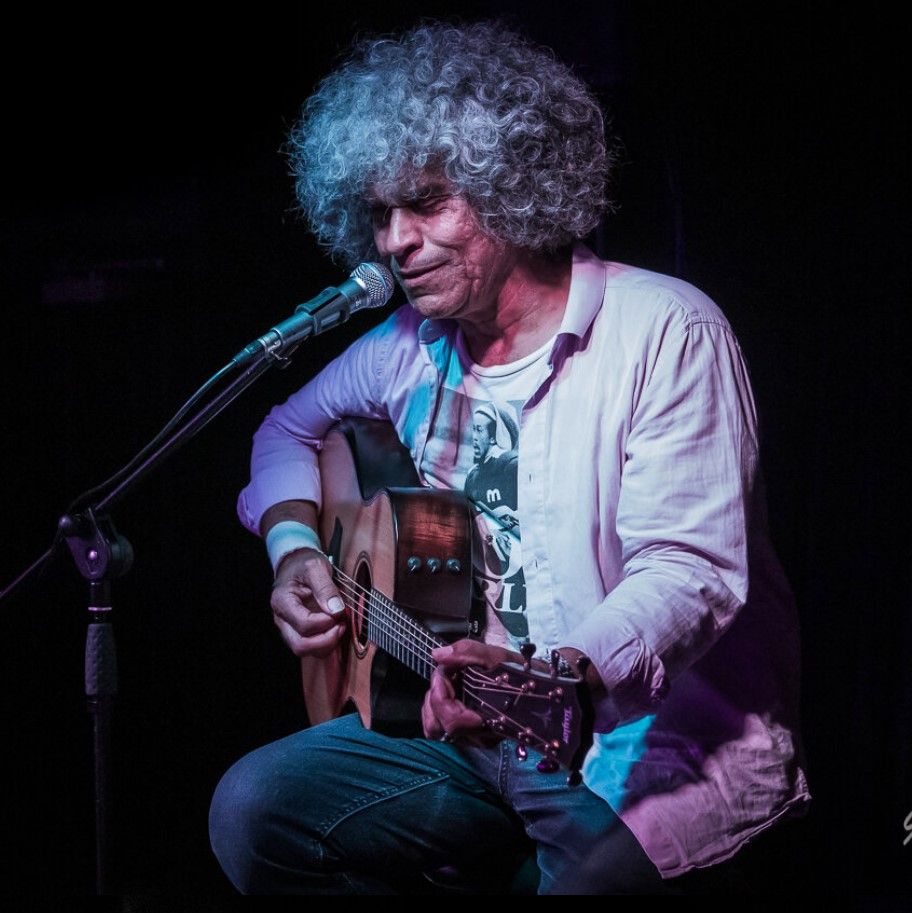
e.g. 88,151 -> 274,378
327,596 -> 345,615
432,645 -> 452,658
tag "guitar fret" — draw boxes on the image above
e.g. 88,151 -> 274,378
367,591 -> 439,679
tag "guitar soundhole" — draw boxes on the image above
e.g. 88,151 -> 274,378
352,556 -> 372,656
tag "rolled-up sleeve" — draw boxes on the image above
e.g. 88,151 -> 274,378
562,314 -> 760,728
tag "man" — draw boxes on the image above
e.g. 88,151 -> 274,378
464,402 -> 525,636
209,19 -> 810,893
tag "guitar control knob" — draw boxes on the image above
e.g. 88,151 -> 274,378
446,558 -> 461,574
515,745 -> 528,762
427,558 -> 442,573
567,770 -> 583,787
407,556 -> 421,573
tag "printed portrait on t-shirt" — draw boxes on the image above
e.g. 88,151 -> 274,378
464,400 -> 527,638
419,332 -> 554,647
421,386 -> 528,645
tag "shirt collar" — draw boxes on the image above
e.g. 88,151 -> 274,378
416,241 -> 606,350
558,241 -> 608,340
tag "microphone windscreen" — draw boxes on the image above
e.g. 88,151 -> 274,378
352,262 -> 395,308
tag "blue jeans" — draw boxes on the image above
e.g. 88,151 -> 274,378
208,713 -> 666,894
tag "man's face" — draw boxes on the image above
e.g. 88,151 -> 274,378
472,414 -> 495,462
366,172 -> 517,323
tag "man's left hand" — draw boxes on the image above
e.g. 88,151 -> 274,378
422,639 -> 518,745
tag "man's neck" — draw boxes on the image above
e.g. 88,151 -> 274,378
458,250 -> 572,367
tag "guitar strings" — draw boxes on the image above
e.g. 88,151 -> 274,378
332,581 -> 559,749
464,666 -> 560,701
333,574 -> 440,660
329,568 -> 519,693
459,689 -> 555,755
461,667 -> 556,701
332,567 -> 438,649
330,571 -> 432,646
330,573 -> 442,673
326,570 -> 566,756
332,589 -> 435,676
340,574 -> 564,700
332,572 -> 556,709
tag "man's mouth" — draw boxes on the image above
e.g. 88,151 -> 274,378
397,262 -> 444,283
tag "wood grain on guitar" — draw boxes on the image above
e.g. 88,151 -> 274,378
300,418 -> 593,781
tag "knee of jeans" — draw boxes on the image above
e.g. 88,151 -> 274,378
208,757 -> 264,890
208,753 -> 319,892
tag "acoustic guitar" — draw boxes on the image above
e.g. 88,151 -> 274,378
300,418 -> 592,780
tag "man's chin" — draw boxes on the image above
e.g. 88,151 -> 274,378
405,292 -> 454,320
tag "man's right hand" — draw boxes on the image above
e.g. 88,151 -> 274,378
270,548 -> 347,657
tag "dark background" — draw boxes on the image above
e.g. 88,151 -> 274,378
1,1 -> 908,900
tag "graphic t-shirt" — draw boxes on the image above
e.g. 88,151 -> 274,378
420,329 -> 553,650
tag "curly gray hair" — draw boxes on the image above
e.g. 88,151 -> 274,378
287,19 -> 615,267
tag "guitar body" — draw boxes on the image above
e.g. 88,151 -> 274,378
298,418 -> 593,776
301,418 -> 478,736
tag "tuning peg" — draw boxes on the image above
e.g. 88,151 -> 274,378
520,642 -> 537,670
550,649 -> 562,678
575,655 -> 591,679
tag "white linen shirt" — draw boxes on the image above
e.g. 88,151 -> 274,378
237,242 -> 810,876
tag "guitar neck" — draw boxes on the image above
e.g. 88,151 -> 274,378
338,569 -> 444,681
331,562 -> 591,777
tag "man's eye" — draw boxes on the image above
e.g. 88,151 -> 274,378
415,195 -> 449,213
370,205 -> 391,225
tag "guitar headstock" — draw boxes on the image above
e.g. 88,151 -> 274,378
460,646 -> 594,784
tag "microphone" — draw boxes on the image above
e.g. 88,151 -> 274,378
233,262 -> 395,366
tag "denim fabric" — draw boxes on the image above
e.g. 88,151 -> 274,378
209,713 -> 664,894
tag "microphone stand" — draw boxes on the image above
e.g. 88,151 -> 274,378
34,298 -> 352,894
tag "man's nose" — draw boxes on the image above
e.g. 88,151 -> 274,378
378,207 -> 421,259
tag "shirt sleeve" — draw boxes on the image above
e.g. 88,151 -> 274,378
235,311 -> 399,536
561,311 -> 761,730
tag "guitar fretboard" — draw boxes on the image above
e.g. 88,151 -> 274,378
329,564 -> 588,774
366,588 -> 445,680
